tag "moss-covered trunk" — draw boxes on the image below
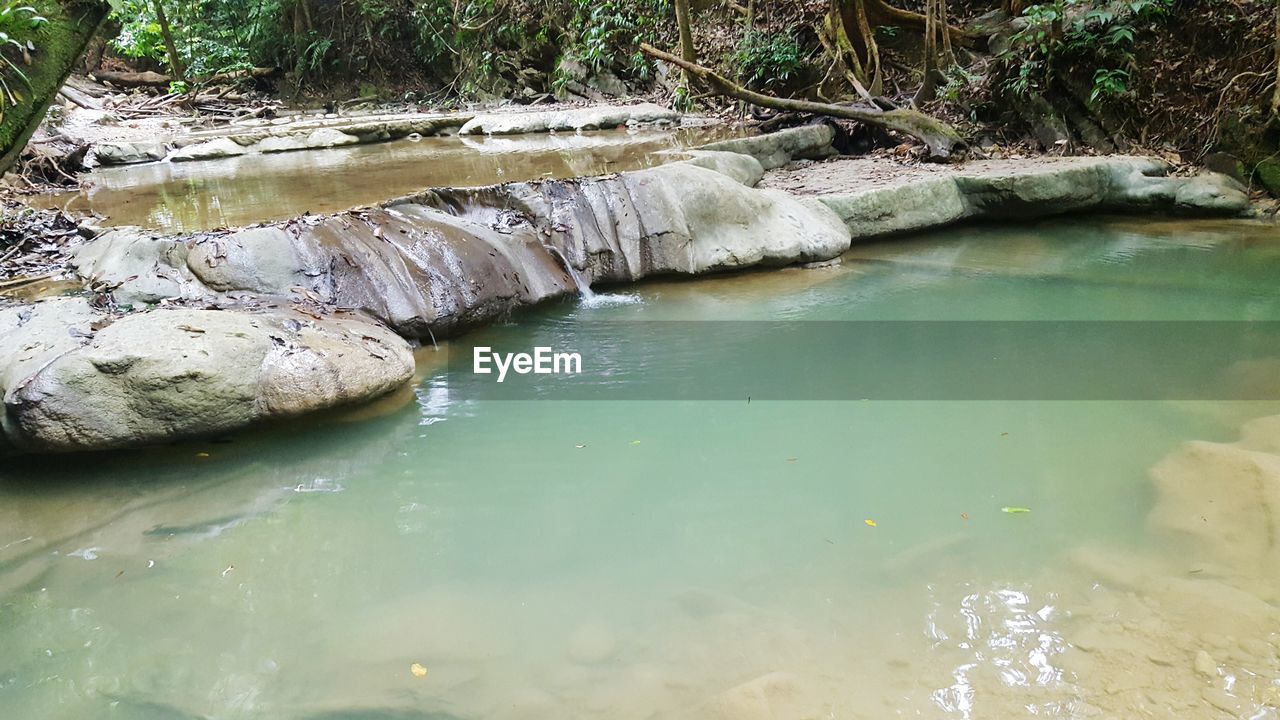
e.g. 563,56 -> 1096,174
0,0 -> 110,175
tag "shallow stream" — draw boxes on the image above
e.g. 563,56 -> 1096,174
32,126 -> 743,233
2,217 -> 1280,718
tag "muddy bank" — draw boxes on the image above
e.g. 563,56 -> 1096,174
0,125 -> 1253,453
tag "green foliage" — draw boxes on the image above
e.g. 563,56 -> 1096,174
100,0 -> 670,97
1000,0 -> 1173,106
733,29 -> 808,92
565,0 -> 664,78
110,0 -> 252,77
0,2 -> 46,122
939,65 -> 982,104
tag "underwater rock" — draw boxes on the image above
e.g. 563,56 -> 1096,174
699,671 -> 823,720
1147,439 -> 1280,590
566,621 -> 617,665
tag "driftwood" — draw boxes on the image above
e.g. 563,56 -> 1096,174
639,43 -> 965,160
58,84 -> 102,109
90,67 -> 278,88
90,69 -> 171,87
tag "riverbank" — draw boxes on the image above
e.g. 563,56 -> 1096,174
0,120 -> 1256,454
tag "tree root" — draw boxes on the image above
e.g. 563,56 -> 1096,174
640,43 -> 966,160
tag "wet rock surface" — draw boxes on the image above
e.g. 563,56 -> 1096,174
1,125 -> 1262,453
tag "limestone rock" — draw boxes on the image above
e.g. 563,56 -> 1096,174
1,305 -> 413,452
187,226 -> 303,294
71,229 -> 209,304
808,156 -> 1250,240
167,137 -> 250,162
458,103 -> 679,135
1148,440 -> 1280,580
90,141 -> 167,166
698,125 -> 837,170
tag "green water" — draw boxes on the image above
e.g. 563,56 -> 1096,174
2,216 -> 1279,719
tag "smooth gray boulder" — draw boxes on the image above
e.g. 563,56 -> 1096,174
458,103 -> 679,135
0,302 -> 413,453
186,226 -> 303,294
800,156 -> 1251,238
167,137 -> 250,162
698,124 -> 837,170
72,230 -> 210,304
90,141 -> 167,167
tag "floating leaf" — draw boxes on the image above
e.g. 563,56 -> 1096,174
864,519 -> 877,527
630,440 -> 641,445
1001,506 -> 1031,514
410,663 -> 428,678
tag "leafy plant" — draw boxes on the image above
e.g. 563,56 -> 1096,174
733,30 -> 809,92
566,0 -> 664,78
0,2 -> 46,122
999,0 -> 1173,106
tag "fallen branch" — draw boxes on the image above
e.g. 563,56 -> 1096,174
90,67 -> 278,89
0,272 -> 58,290
90,69 -> 171,88
58,84 -> 102,110
640,43 -> 965,160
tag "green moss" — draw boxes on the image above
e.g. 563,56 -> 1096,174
0,0 -> 109,171
1254,159 -> 1280,196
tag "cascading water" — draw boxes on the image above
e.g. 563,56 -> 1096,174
543,243 -> 597,301
542,244 -> 641,307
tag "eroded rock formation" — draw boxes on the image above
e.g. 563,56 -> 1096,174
1,125 -> 1255,452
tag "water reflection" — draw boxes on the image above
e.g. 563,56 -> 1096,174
32,126 -> 747,233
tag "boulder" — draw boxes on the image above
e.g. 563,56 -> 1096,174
458,103 -> 679,135
167,137 -> 250,162
811,157 -> 1250,239
71,229 -> 209,304
698,125 -> 837,170
0,303 -> 413,452
69,154 -> 849,341
90,141 -> 168,166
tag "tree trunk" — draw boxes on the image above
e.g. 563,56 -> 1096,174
90,67 -> 277,87
1272,0 -> 1280,118
674,0 -> 698,80
914,0 -> 955,105
151,0 -> 186,80
640,43 -> 965,160
0,0 -> 111,176
825,0 -> 882,97
864,0 -> 977,47
1001,0 -> 1027,16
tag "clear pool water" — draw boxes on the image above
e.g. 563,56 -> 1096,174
2,216 -> 1279,719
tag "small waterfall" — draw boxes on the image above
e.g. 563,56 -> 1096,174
543,243 -> 640,308
543,243 -> 597,301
